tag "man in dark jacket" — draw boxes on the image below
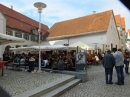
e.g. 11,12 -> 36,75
102,50 -> 115,84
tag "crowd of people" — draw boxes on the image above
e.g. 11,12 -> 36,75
2,48 -> 130,85
3,50 -> 104,73
102,48 -> 130,85
86,51 -> 105,66
2,51 -> 76,73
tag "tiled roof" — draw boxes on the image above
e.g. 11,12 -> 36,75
126,29 -> 130,38
121,18 -> 125,30
0,4 -> 49,35
114,14 -> 121,27
47,10 -> 112,40
114,15 -> 126,30
128,29 -> 130,37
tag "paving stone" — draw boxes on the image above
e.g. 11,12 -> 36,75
60,65 -> 130,97
0,68 -> 67,97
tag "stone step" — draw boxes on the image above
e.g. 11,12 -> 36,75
15,75 -> 75,97
41,79 -> 81,97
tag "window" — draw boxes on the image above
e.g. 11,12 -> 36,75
35,36 -> 38,42
24,33 -> 29,40
31,35 -> 36,42
23,45 -> 28,47
6,29 -> 13,36
15,31 -> 22,38
16,45 -> 21,48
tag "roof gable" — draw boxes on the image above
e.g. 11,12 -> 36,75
126,29 -> 130,38
114,14 -> 121,27
128,29 -> 130,33
47,10 -> 112,40
121,18 -> 125,30
0,10 -> 6,20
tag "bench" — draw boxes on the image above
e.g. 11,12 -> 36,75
6,62 -> 25,70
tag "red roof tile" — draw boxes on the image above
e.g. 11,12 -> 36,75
47,10 -> 112,40
114,14 -> 121,27
121,17 -> 125,30
126,29 -> 130,38
128,29 -> 130,36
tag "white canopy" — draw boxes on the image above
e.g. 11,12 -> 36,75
9,44 -> 68,51
10,47 -> 38,51
0,33 -> 25,45
32,44 -> 68,50
69,41 -> 94,50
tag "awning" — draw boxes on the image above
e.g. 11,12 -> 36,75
9,47 -> 38,51
0,33 -> 25,45
10,45 -> 68,51
69,41 -> 94,50
32,44 -> 68,50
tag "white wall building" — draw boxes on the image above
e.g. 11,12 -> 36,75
126,29 -> 130,50
115,15 -> 127,52
41,10 -> 120,52
0,4 -> 49,59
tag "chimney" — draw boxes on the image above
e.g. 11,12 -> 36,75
11,5 -> 13,10
93,11 -> 96,14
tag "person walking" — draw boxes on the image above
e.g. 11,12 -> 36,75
102,50 -> 115,84
124,49 -> 130,74
113,48 -> 124,85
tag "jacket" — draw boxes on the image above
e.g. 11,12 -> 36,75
102,53 -> 115,68
113,51 -> 124,66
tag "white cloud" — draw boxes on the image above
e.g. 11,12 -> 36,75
0,0 -> 130,30
99,0 -> 130,31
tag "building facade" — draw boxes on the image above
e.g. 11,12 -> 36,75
126,29 -> 130,50
0,4 -> 49,58
41,10 -> 120,52
115,15 -> 127,52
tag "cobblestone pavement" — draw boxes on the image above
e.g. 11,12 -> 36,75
0,68 -> 67,97
60,65 -> 130,97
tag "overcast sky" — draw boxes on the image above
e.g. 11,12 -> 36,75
0,0 -> 130,31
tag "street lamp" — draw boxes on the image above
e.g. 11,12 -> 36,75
34,2 -> 47,72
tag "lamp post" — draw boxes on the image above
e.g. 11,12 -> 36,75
34,2 -> 46,72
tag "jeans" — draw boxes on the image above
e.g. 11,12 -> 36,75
34,62 -> 38,69
105,68 -> 113,83
124,60 -> 129,73
115,66 -> 124,84
24,62 -> 28,69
